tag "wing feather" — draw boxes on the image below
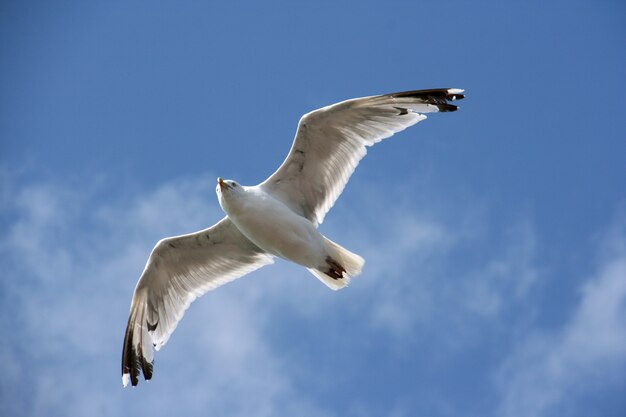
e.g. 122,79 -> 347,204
121,217 -> 274,386
260,88 -> 464,225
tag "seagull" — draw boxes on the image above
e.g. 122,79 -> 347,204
121,88 -> 465,387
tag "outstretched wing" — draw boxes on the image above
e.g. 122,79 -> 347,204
121,217 -> 274,387
260,88 -> 464,225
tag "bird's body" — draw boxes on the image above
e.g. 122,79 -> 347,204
122,88 -> 465,386
217,182 -> 328,269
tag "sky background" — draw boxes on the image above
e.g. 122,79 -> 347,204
1,1 -> 625,416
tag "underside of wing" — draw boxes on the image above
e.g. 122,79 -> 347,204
260,88 -> 464,225
121,217 -> 274,387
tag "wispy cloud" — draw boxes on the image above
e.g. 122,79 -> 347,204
334,186 -> 542,352
1,171 -> 528,417
3,171 -> 624,417
495,211 -> 626,417
463,219 -> 539,318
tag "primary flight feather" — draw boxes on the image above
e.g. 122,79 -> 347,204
122,88 -> 465,387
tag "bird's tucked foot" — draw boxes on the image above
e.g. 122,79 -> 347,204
324,256 -> 346,280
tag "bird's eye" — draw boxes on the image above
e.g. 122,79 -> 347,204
232,183 -> 237,187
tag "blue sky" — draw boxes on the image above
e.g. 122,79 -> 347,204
1,1 -> 625,416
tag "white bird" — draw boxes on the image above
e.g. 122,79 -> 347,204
121,88 -> 465,386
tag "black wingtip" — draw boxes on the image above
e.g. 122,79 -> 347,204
390,88 -> 465,101
122,316 -> 139,386
141,356 -> 154,381
436,103 -> 459,112
389,88 -> 465,112
122,314 -> 154,387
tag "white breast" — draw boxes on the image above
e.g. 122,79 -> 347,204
221,187 -> 327,268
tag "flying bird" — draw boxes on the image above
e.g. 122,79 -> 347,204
122,88 -> 465,387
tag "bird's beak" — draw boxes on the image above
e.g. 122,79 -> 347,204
218,177 -> 230,190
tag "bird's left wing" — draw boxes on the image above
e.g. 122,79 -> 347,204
260,88 -> 464,225
121,217 -> 274,387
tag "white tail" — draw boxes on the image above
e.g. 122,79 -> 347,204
307,237 -> 365,290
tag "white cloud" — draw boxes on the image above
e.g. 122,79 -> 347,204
337,187 -> 541,350
6,171 -> 621,417
365,214 -> 453,336
495,213 -> 626,417
2,172 -> 518,416
464,219 -> 539,318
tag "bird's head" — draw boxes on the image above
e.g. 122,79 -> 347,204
216,177 -> 244,212
216,177 -> 242,196
217,176 -> 241,190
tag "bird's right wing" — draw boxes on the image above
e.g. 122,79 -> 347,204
121,217 -> 274,387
